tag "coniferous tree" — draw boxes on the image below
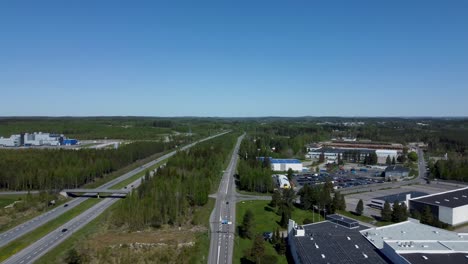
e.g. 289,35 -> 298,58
241,209 -> 255,239
386,155 -> 392,165
381,201 -> 392,222
420,205 -> 434,225
392,201 -> 401,222
355,199 -> 364,216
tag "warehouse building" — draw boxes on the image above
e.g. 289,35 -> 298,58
306,147 -> 374,163
376,149 -> 398,164
0,132 -> 79,147
361,219 -> 468,264
0,134 -> 21,147
270,158 -> 303,172
409,187 -> 468,226
288,216 -> 389,264
385,166 -> 410,181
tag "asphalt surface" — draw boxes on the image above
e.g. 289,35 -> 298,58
0,132 -> 229,263
208,134 -> 244,264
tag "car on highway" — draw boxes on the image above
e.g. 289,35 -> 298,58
61,228 -> 68,232
64,204 -> 68,207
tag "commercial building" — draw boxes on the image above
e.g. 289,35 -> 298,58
385,166 -> 410,181
370,191 -> 428,209
0,134 -> 21,147
376,149 -> 399,164
306,147 -> 374,163
409,187 -> 468,226
270,158 -> 303,172
273,174 -> 291,189
0,132 -> 79,147
288,215 -> 389,264
361,219 -> 468,264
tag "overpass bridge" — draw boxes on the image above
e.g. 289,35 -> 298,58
60,188 -> 129,198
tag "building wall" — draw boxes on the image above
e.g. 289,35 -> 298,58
409,200 -> 439,221
381,242 -> 411,264
271,163 -> 303,172
452,204 -> 468,226
438,206 -> 453,225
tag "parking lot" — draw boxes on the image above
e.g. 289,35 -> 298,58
292,167 -> 386,190
344,182 -> 464,218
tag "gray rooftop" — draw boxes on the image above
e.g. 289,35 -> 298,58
293,221 -> 389,264
410,187 -> 468,208
400,253 -> 468,264
361,219 -> 468,251
385,165 -> 410,173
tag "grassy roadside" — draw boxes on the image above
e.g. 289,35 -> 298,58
233,200 -> 323,264
35,202 -> 118,264
0,194 -> 71,233
0,198 -> 101,262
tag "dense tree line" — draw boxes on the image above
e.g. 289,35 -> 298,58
430,159 -> 468,182
112,134 -> 237,230
236,136 -> 275,193
297,181 -> 345,215
0,141 -> 176,190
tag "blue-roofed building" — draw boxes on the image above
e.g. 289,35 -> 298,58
259,157 -> 303,172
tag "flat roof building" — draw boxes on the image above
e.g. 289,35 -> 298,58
258,157 -> 303,172
409,187 -> 468,226
361,219 -> 468,264
385,165 -> 410,181
288,216 -> 389,264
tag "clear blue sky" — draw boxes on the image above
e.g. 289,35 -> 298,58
1,1 -> 467,117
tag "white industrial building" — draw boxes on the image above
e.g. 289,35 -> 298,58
375,149 -> 398,164
0,134 -> 21,147
270,158 -> 303,172
361,219 -> 468,264
273,174 -> 291,189
409,187 -> 468,226
24,132 -> 60,146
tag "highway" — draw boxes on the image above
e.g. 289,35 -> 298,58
0,131 -> 229,259
208,134 -> 244,264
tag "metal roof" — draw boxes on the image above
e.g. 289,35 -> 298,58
293,221 -> 389,264
270,158 -> 301,164
361,219 -> 468,250
400,253 -> 468,264
385,165 -> 410,173
410,187 -> 468,209
374,191 -> 428,203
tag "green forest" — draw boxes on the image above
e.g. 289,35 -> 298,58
111,133 -> 238,229
0,117 -> 230,140
0,140 -> 178,190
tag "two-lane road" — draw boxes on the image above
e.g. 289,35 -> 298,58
208,134 -> 244,264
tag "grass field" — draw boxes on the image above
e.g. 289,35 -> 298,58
0,195 -> 23,208
0,198 -> 101,262
233,200 -> 323,264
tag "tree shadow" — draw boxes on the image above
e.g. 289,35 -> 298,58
240,257 -> 254,264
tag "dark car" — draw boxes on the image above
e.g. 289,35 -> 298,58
64,204 -> 69,207
61,228 -> 68,232
226,201 -> 229,204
